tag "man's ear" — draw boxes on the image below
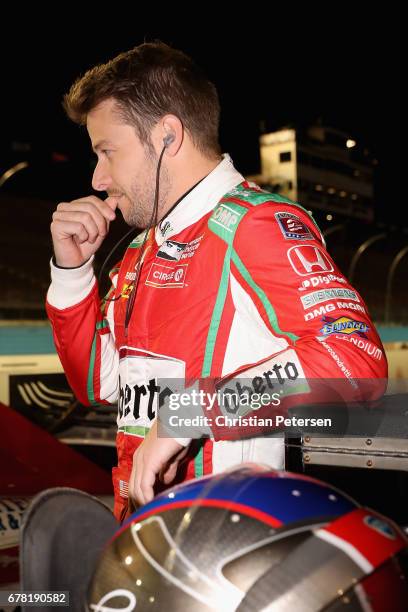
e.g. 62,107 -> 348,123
159,114 -> 184,155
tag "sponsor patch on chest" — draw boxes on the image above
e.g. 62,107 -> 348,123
145,262 -> 188,288
156,235 -> 204,262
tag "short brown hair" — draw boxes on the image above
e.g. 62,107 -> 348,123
63,41 -> 221,157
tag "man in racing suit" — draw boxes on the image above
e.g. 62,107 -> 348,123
46,43 -> 387,522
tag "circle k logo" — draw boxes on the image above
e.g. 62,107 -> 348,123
146,263 -> 187,288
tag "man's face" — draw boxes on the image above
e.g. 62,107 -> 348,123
87,98 -> 171,227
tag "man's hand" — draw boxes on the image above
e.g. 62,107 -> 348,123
129,421 -> 189,506
50,195 -> 118,268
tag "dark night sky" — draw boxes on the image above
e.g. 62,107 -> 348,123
0,17 -> 403,222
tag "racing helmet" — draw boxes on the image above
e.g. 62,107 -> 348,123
87,464 -> 408,611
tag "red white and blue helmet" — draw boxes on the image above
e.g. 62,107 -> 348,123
87,464 -> 408,611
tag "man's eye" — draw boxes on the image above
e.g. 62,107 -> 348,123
102,149 -> 112,156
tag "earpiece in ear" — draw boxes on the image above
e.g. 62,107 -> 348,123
163,133 -> 175,147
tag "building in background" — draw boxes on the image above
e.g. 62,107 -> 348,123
249,125 -> 376,223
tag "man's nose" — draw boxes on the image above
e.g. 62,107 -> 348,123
92,161 -> 112,192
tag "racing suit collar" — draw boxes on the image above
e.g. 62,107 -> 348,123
155,153 -> 244,246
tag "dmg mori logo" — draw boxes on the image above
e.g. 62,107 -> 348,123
287,245 -> 334,276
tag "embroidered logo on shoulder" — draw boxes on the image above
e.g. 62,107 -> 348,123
275,212 -> 314,240
210,203 -> 244,232
157,240 -> 187,261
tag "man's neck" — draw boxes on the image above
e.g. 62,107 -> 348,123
163,153 -> 222,216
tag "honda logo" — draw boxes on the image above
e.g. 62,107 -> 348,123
287,245 -> 334,276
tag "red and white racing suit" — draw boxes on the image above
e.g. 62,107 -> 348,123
46,155 -> 387,520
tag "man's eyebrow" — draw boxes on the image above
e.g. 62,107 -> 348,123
92,139 -> 114,152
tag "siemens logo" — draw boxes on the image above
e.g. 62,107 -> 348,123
301,288 -> 359,310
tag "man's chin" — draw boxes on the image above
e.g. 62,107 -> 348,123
117,196 -> 153,229
120,208 -> 149,230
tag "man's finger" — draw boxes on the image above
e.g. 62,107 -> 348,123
59,197 -> 116,222
159,460 -> 179,485
52,211 -> 101,243
138,465 -> 156,505
158,444 -> 189,484
105,195 -> 120,212
51,219 -> 90,244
